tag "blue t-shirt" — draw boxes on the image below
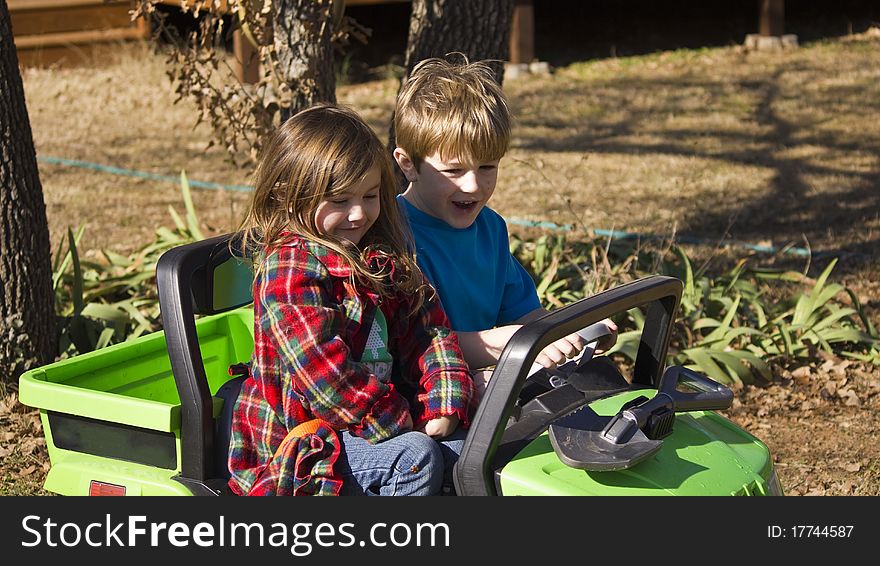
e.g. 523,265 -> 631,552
398,195 -> 541,332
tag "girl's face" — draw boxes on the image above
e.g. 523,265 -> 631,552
313,166 -> 381,246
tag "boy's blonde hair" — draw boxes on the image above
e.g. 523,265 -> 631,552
239,104 -> 430,304
395,54 -> 511,169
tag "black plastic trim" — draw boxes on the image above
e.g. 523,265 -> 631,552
48,411 -> 178,470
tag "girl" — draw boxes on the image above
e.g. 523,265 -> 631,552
228,104 -> 476,496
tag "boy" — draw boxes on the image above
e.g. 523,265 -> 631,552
393,56 -> 616,393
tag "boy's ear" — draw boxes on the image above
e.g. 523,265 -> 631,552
392,148 -> 418,182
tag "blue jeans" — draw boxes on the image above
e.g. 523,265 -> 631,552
337,429 -> 467,496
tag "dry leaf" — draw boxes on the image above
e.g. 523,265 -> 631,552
18,465 -> 36,477
791,366 -> 811,386
0,396 -> 15,416
791,366 -> 811,379
820,358 -> 850,377
844,463 -> 861,473
840,389 -> 860,407
823,380 -> 838,396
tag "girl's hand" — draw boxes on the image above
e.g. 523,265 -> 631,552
418,414 -> 459,439
471,369 -> 493,401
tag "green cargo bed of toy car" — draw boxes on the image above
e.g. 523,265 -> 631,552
18,307 -> 254,496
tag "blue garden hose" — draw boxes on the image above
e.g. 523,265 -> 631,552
38,154 -> 815,257
38,155 -> 253,192
505,217 -> 814,257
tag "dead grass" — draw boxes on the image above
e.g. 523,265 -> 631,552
22,36 -> 880,270
0,394 -> 51,496
498,38 -> 880,264
23,42 -> 252,258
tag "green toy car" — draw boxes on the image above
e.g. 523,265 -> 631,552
18,234 -> 783,496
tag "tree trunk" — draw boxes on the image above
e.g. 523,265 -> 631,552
273,0 -> 339,121
403,0 -> 515,81
0,0 -> 56,385
389,0 -> 515,180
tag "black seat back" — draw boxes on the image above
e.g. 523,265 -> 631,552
156,233 -> 253,494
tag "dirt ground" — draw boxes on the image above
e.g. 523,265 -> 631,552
3,27 -> 880,496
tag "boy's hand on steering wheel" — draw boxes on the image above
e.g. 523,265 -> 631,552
534,332 -> 587,369
534,318 -> 619,368
418,414 -> 459,439
594,318 -> 619,354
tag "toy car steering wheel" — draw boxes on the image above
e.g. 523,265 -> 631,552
455,276 -> 682,496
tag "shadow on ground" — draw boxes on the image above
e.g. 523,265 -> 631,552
512,48 -> 880,275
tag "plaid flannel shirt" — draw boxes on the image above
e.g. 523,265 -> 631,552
228,234 -> 475,495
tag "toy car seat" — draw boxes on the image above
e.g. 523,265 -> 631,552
156,233 -> 253,495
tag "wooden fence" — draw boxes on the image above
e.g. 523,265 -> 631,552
9,1 -> 148,66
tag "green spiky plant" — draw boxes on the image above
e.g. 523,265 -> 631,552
53,172 -> 204,358
511,232 -> 879,386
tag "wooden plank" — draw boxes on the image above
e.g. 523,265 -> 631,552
232,28 -> 259,84
8,0 -> 131,11
510,0 -> 534,64
135,8 -> 150,38
345,0 -> 410,5
15,41 -> 129,67
15,44 -> 88,67
759,0 -> 785,36
13,26 -> 145,49
11,4 -> 133,37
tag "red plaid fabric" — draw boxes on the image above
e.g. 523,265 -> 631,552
228,234 -> 475,495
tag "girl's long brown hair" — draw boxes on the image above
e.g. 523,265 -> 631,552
238,104 -> 431,307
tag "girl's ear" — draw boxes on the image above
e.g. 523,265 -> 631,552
392,148 -> 418,182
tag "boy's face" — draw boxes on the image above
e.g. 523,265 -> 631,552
396,150 -> 500,230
